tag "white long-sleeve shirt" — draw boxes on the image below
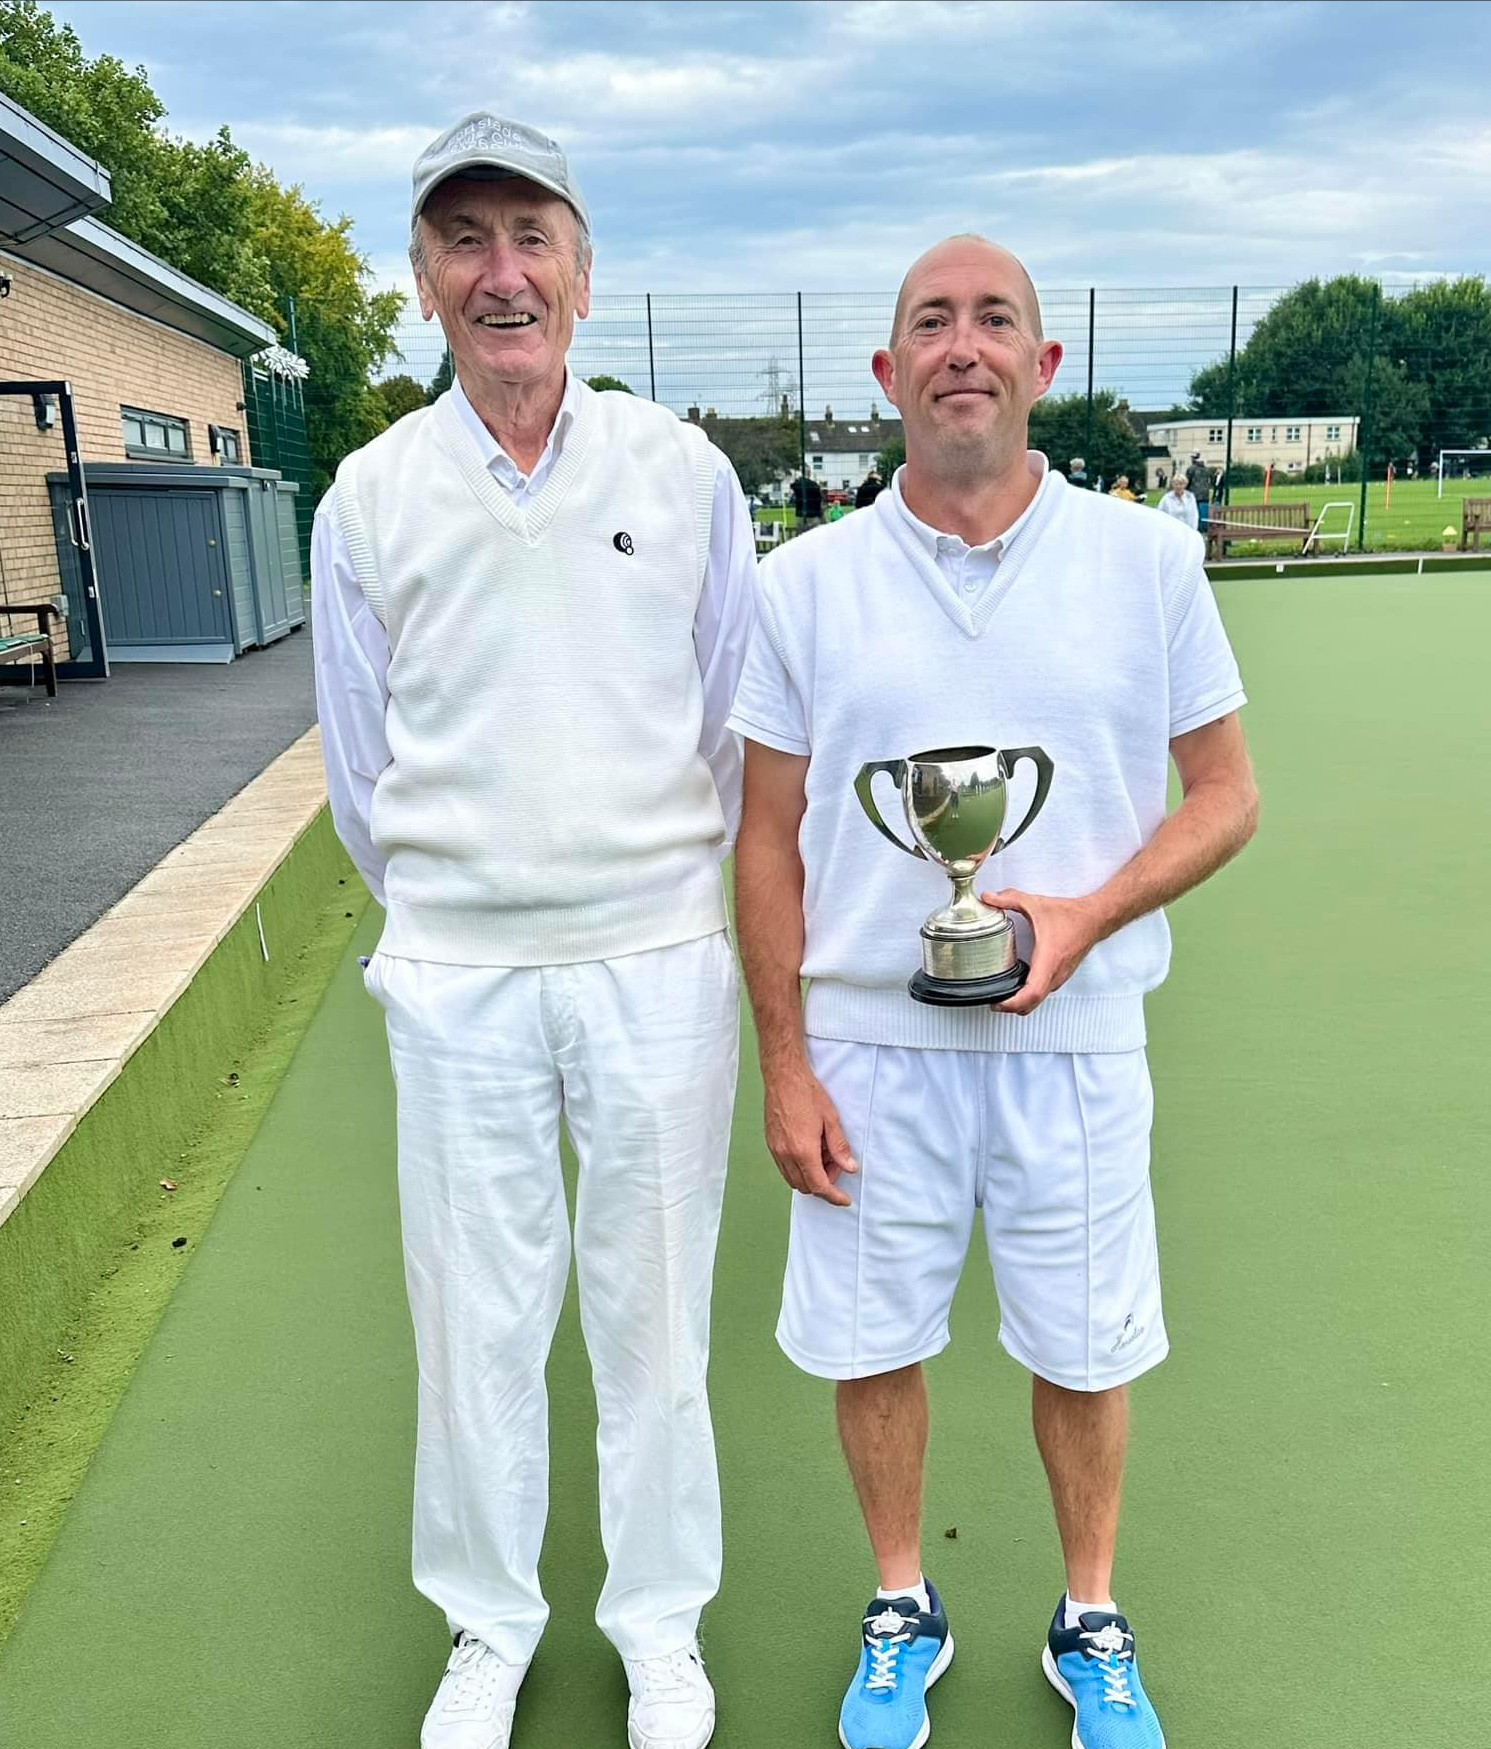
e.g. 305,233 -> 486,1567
312,372 -> 757,909
1158,488 -> 1199,530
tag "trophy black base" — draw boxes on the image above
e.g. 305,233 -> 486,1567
908,961 -> 1029,1007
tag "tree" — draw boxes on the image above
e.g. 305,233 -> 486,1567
1028,390 -> 1143,485
1340,353 -> 1429,467
1182,273 -> 1491,463
1185,360 -> 1233,418
1388,277 -> 1491,453
244,168 -> 402,493
877,433 -> 905,480
373,374 -> 429,425
585,374 -> 633,394
0,1 -> 403,494
696,415 -> 800,497
427,349 -> 454,402
0,1 -> 170,247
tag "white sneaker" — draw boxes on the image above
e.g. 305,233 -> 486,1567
421,1634 -> 529,1749
623,1645 -> 716,1749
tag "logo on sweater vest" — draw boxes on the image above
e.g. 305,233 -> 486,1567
613,531 -> 634,555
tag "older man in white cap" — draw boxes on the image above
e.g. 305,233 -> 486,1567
311,113 -> 756,1749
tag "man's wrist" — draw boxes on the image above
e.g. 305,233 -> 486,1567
1078,885 -> 1128,946
758,1033 -> 810,1079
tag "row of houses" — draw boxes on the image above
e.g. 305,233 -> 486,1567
1144,415 -> 1361,490
1,92 -> 308,681
678,395 -> 1360,499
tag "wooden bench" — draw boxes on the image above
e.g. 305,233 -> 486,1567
1204,501 -> 1312,560
0,602 -> 61,698
1462,498 -> 1491,550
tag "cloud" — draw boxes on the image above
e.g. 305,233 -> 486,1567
43,0 -> 1491,409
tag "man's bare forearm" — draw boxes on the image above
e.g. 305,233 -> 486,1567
1086,775 -> 1259,942
734,821 -> 809,1073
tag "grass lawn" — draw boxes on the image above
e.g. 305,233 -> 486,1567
1222,474 -> 1490,552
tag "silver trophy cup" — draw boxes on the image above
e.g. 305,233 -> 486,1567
855,744 -> 1054,1005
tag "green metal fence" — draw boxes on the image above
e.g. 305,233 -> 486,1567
386,277 -> 1491,555
242,359 -> 314,578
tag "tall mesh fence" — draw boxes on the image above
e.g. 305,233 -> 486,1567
384,279 -> 1491,555
242,362 -> 314,577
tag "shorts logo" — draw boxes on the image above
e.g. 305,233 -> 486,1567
1110,1313 -> 1144,1355
613,531 -> 634,555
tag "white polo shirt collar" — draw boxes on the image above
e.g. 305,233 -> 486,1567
890,450 -> 1051,565
449,369 -> 581,503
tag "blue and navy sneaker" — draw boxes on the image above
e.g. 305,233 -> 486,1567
838,1582 -> 954,1749
1041,1597 -> 1164,1749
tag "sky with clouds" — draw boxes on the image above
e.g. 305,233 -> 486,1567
44,0 -> 1491,411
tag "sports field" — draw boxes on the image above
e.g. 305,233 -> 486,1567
767,477 -> 1491,553
1224,474 -> 1488,551
1,571 -> 1488,1748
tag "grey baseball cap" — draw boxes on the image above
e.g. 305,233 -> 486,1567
411,112 -> 589,234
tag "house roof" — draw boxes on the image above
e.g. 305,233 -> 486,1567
0,91 -> 274,357
5,215 -> 276,357
804,417 -> 902,451
0,91 -> 111,243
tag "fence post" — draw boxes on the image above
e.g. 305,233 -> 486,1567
797,292 -> 808,481
646,293 -> 657,401
1357,283 -> 1380,552
1223,286 -> 1238,505
1084,288 -> 1095,468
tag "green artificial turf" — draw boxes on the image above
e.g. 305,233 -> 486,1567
0,813 -> 368,1638
0,574 -> 1487,1747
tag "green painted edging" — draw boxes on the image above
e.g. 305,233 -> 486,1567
0,810 -> 365,1561
1208,554 -> 1490,582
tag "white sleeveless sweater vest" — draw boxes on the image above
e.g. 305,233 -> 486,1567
334,382 -> 724,966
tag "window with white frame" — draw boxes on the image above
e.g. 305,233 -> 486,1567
122,406 -> 191,460
1246,427 -> 1262,443
1207,426 -> 1223,443
1326,424 -> 1342,441
1286,425 -> 1301,442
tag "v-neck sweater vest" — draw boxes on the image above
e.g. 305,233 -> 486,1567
333,383 -> 724,966
735,472 -> 1232,1053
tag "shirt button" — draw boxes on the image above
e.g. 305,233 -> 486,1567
962,579 -> 977,595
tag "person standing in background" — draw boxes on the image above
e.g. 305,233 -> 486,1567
1158,473 -> 1199,530
1184,450 -> 1213,531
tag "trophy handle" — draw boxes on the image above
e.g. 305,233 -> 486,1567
854,760 -> 925,859
993,747 -> 1054,852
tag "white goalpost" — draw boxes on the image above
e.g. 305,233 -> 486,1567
1436,449 -> 1491,497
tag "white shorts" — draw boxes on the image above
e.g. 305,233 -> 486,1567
776,1039 -> 1169,1392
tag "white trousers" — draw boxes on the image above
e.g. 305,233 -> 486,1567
364,932 -> 739,1664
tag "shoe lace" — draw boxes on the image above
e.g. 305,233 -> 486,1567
631,1649 -> 701,1704
446,1635 -> 506,1711
1080,1622 -> 1136,1708
864,1608 -> 915,1694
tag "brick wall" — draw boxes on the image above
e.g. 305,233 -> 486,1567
0,250 -> 251,663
